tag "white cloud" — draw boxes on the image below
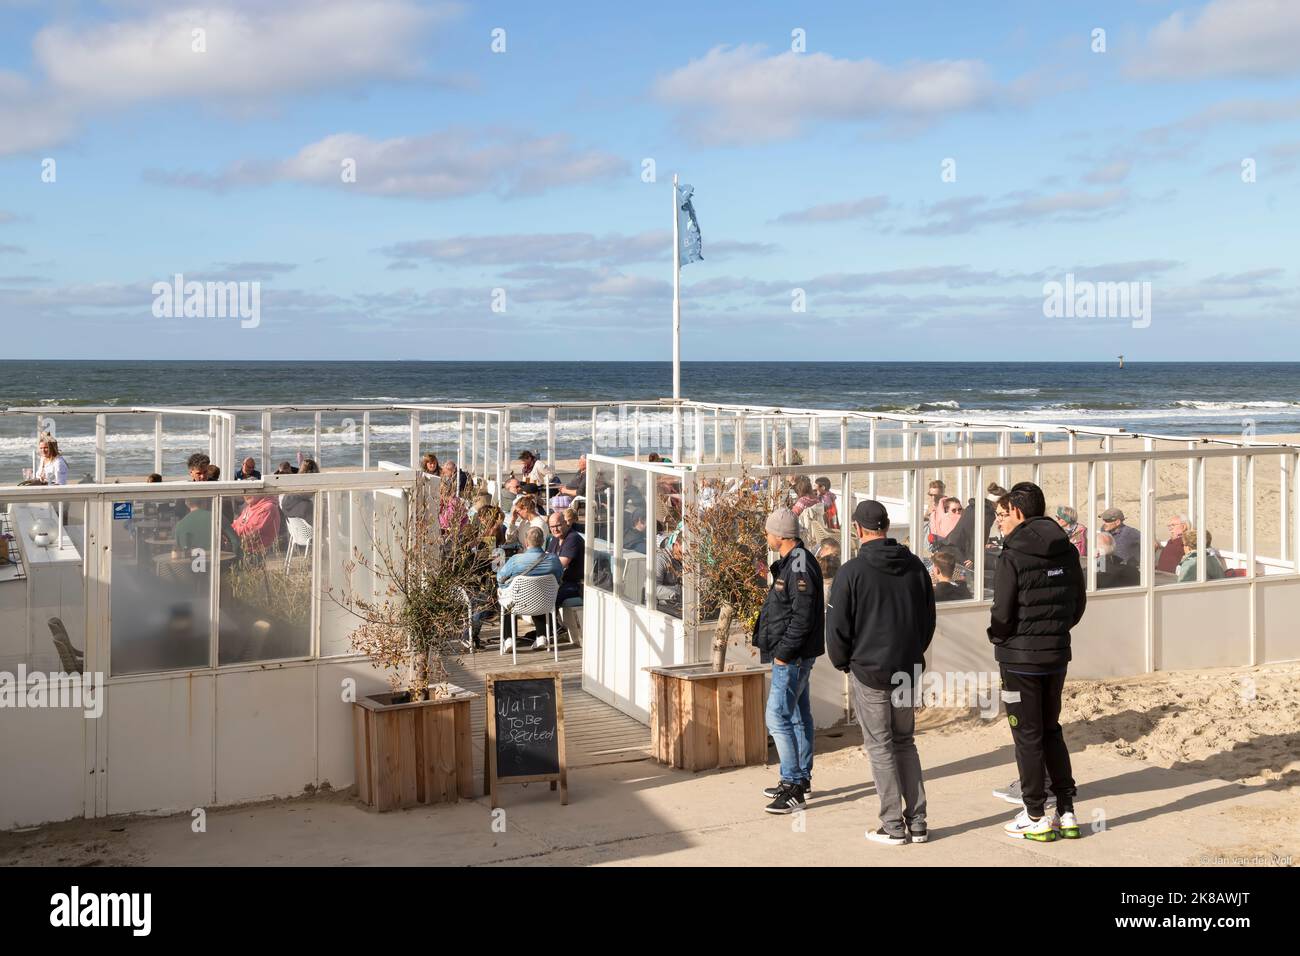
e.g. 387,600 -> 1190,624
654,44 -> 1001,144
1132,0 -> 1300,80
33,1 -> 453,103
0,1 -> 459,155
380,231 -> 668,266
145,129 -> 626,198
908,189 -> 1131,235
772,195 -> 891,224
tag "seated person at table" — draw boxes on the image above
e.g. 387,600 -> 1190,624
623,511 -> 648,553
1155,513 -> 1189,573
498,527 -> 563,590
930,549 -> 971,601
232,494 -> 282,554
516,449 -> 549,486
931,497 -> 963,542
1054,505 -> 1087,557
175,499 -> 240,556
815,477 -> 840,529
791,476 -> 820,516
653,532 -> 684,609
546,511 -> 585,608
472,496 -> 505,548
280,458 -> 319,523
235,457 -> 261,481
504,494 -> 547,548
558,455 -> 587,497
203,464 -> 221,481
1176,529 -> 1225,583
421,452 -> 440,477
187,453 -> 210,482
496,527 -> 564,651
1100,508 -> 1141,566
31,434 -> 69,486
1095,532 -> 1139,588
274,461 -> 296,475
440,458 -> 471,495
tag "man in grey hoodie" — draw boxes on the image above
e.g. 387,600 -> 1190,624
826,500 -> 936,845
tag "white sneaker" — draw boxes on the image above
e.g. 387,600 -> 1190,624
502,637 -> 515,652
1004,808 -> 1060,841
534,636 -> 548,650
1058,811 -> 1080,839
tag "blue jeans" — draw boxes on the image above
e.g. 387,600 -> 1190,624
765,658 -> 815,785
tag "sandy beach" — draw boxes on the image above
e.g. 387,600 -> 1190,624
3,660 -> 1294,866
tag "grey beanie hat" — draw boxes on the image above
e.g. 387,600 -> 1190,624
765,507 -> 799,539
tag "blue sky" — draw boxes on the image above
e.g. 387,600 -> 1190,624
1,0 -> 1298,361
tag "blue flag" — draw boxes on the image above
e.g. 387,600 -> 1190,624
677,184 -> 702,266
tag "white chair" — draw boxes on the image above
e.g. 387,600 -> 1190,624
498,573 -> 560,664
284,516 -> 313,573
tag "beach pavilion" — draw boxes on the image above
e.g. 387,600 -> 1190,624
1,398 -> 1297,828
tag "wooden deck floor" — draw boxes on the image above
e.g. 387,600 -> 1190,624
443,637 -> 651,772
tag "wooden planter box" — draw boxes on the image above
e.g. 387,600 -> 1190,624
353,685 -> 478,811
646,663 -> 770,772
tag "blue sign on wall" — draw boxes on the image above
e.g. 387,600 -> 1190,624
113,502 -> 133,521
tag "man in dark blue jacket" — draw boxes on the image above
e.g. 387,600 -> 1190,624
753,507 -> 824,814
826,500 -> 935,845
989,482 -> 1086,842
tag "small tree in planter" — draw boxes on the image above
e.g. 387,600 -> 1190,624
330,478 -> 489,808
332,479 -> 486,701
648,474 -> 783,772
680,475 -> 780,672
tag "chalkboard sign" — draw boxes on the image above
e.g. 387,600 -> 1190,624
484,670 -> 568,808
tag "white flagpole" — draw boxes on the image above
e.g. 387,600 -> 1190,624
672,173 -> 682,463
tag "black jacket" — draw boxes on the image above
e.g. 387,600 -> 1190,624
826,539 -> 936,690
987,516 -> 1087,669
752,541 -> 825,664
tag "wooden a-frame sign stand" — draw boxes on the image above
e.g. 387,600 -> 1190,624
483,669 -> 568,809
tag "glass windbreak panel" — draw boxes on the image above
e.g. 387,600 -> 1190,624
24,416 -> 94,486
111,494 -> 211,675
103,414 -> 155,481
1036,462 -> 1088,589
0,500 -> 85,673
366,413 -> 412,470
1,414 -> 34,484
219,491 -> 311,664
267,412 -> 317,477
619,469 -> 651,606
1094,444 -> 1143,590
316,412 -> 363,471
586,464 -> 614,594
317,486 -> 403,658
1153,447 -> 1188,587
1201,455 -> 1238,579
1254,454 -> 1289,575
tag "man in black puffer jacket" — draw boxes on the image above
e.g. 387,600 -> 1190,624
753,508 -> 824,815
989,482 -> 1086,842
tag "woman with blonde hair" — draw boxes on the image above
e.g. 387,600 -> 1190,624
34,433 -> 69,486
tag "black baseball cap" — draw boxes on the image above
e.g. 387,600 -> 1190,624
852,499 -> 890,531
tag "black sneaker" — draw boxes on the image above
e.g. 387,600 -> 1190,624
764,782 -> 806,815
865,828 -> 907,846
762,778 -> 812,799
908,826 -> 929,844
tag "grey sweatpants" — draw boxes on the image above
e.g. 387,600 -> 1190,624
851,674 -> 927,837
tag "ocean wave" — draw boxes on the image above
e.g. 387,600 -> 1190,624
1173,400 -> 1300,410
